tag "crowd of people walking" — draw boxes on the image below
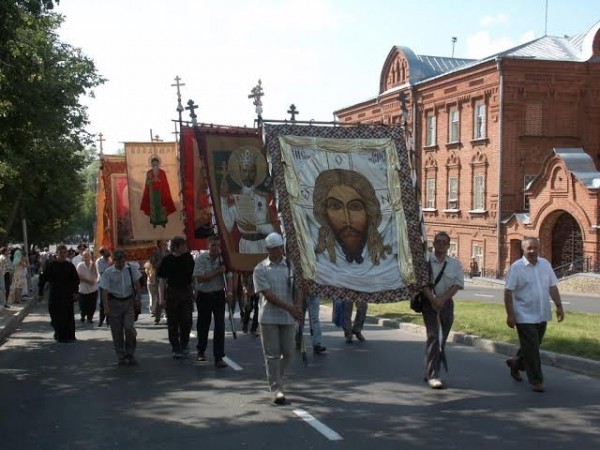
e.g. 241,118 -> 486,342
2,230 -> 563,404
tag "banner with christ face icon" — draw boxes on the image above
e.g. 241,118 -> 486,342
264,124 -> 427,303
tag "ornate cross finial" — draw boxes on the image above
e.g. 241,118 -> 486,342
186,99 -> 199,126
96,132 -> 106,155
172,76 -> 186,122
287,104 -> 299,122
152,134 -> 162,142
248,79 -> 264,122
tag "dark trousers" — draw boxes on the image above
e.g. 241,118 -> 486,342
422,299 -> 454,379
166,286 -> 193,353
4,273 -> 10,304
196,290 -> 226,360
241,293 -> 259,333
78,291 -> 98,321
98,287 -> 107,325
108,297 -> 136,361
513,322 -> 547,385
343,300 -> 367,336
49,295 -> 76,341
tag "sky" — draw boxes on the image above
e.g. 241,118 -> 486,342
55,0 -> 600,154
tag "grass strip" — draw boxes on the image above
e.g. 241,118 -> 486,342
344,300 -> 600,361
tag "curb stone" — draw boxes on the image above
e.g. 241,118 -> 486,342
0,296 -> 39,345
327,306 -> 600,379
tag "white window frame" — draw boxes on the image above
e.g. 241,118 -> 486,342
474,103 -> 486,139
472,174 -> 485,211
426,113 -> 436,146
472,242 -> 484,271
426,178 -> 436,209
449,108 -> 460,143
447,176 -> 459,210
449,241 -> 458,259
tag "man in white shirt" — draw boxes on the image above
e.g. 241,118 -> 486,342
504,237 -> 564,392
99,250 -> 142,366
421,231 -> 464,389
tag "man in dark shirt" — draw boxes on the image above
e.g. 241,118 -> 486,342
38,244 -> 80,342
158,236 -> 195,358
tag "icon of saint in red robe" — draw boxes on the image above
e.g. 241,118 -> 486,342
140,156 -> 176,228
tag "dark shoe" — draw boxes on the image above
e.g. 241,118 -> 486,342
506,359 -> 522,382
353,331 -> 366,342
345,335 -> 353,344
126,356 -> 138,366
172,351 -> 183,359
98,320 -> 104,327
273,391 -> 286,405
87,319 -> 93,324
313,344 -> 327,354
197,352 -> 206,361
242,325 -> 249,334
117,359 -> 128,366
182,347 -> 189,357
80,316 -> 85,323
154,319 -> 160,325
215,359 -> 228,368
295,341 -> 301,350
531,383 -> 545,392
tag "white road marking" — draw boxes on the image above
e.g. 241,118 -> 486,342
474,294 -> 494,298
222,356 -> 243,371
190,332 -> 196,338
293,409 -> 343,441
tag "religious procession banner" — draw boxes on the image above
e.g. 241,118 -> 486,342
181,126 -> 214,251
94,166 -> 107,251
125,142 -> 185,241
264,124 -> 427,303
195,126 -> 279,273
97,155 -> 154,261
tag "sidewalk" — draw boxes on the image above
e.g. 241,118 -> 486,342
0,295 -> 39,344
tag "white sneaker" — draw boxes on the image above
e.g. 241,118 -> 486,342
427,378 -> 444,389
273,390 -> 286,405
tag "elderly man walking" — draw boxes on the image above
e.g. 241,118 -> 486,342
504,237 -> 564,392
99,250 -> 142,366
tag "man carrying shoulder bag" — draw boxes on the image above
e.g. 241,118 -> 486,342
420,232 -> 464,390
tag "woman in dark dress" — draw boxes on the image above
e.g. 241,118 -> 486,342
38,244 -> 80,342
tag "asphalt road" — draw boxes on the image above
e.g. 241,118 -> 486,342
1,299 -> 599,450
458,283 -> 600,314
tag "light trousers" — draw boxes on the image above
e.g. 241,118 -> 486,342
260,323 -> 295,393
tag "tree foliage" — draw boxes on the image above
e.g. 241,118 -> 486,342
0,0 -> 105,245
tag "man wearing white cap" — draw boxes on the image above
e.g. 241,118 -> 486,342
253,232 -> 302,405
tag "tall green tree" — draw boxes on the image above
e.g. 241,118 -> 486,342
0,0 -> 104,245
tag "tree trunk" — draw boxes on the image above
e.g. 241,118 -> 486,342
0,192 -> 23,243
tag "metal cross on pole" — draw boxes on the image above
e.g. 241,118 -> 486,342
96,132 -> 106,155
248,79 -> 264,124
287,104 -> 299,122
186,99 -> 199,126
171,75 -> 186,123
172,122 -> 180,143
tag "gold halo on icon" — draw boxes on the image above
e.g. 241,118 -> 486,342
227,146 -> 267,187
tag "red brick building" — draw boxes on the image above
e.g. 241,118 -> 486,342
334,22 -> 600,277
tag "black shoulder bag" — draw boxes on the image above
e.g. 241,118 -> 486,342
410,260 -> 447,313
